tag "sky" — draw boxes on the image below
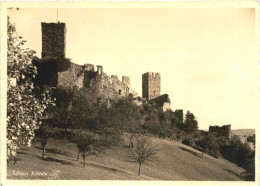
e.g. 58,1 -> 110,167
8,7 -> 258,130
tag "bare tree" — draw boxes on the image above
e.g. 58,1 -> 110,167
128,135 -> 159,176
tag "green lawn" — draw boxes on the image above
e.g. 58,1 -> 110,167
7,135 -> 245,180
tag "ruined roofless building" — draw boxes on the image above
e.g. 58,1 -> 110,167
142,72 -> 161,100
209,124 -> 231,141
41,22 -> 66,58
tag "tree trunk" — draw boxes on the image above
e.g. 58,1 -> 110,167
138,163 -> 142,176
77,150 -> 80,161
105,128 -> 108,146
42,146 -> 45,159
129,134 -> 133,148
64,127 -> 68,140
83,154 -> 86,167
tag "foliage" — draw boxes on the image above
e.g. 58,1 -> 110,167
128,135 -> 159,176
183,111 -> 198,135
51,86 -> 77,138
7,17 -> 54,160
70,130 -> 101,167
34,124 -> 54,158
109,97 -> 143,147
196,134 -> 223,158
221,135 -> 254,167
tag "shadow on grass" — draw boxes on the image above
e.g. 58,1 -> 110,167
178,147 -> 203,158
35,147 -> 70,156
224,169 -> 244,180
86,162 -> 126,174
40,157 -> 74,166
17,151 -> 28,155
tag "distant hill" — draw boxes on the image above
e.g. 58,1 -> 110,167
231,129 -> 255,136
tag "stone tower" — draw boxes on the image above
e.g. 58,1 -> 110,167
41,22 -> 66,58
142,72 -> 161,100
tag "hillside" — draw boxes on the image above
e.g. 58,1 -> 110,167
7,135 -> 245,180
231,129 -> 255,136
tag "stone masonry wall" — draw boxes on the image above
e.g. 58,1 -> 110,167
58,62 -> 84,88
41,22 -> 66,58
142,72 -> 161,100
209,124 -> 231,140
57,62 -> 132,100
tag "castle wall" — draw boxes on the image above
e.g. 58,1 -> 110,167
209,124 -> 231,140
41,22 -> 66,58
56,62 -> 132,100
174,109 -> 183,123
58,62 -> 84,88
142,72 -> 161,100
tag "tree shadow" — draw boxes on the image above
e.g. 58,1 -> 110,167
224,168 -> 244,180
17,151 -> 28,155
46,148 -> 70,156
85,162 -> 126,173
35,146 -> 70,156
178,146 -> 203,158
40,156 -> 74,166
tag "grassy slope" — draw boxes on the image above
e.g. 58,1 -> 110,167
7,135 -> 245,180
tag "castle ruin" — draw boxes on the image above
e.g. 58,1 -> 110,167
39,21 -> 182,116
39,22 -> 133,100
209,124 -> 231,140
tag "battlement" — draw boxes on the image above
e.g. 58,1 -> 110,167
142,72 -> 161,79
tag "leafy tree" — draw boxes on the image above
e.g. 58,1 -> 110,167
7,17 -> 54,161
51,86 -> 78,138
128,135 -> 159,176
35,124 -> 54,159
110,98 -> 143,147
142,102 -> 160,136
71,131 -> 100,167
196,134 -> 222,157
183,111 -> 198,136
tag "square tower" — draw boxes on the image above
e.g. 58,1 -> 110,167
41,22 -> 66,58
142,72 -> 161,100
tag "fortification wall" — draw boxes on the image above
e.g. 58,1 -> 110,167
58,62 -> 84,88
56,62 -> 132,100
209,124 -> 231,140
174,109 -> 184,123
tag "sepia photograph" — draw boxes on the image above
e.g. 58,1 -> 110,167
1,1 -> 259,185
